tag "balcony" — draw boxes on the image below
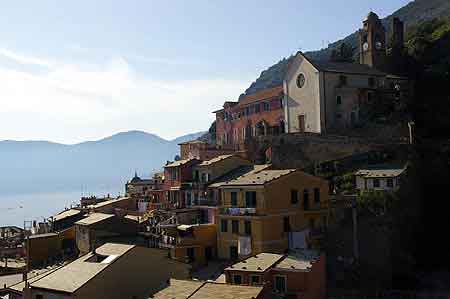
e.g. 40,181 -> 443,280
219,207 -> 257,216
303,202 -> 328,215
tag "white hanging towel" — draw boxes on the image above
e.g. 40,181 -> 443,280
238,236 -> 252,256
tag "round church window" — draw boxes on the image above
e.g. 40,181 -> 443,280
296,73 -> 306,88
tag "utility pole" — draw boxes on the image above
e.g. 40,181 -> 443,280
408,121 -> 415,144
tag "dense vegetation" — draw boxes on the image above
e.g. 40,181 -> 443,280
390,18 -> 450,289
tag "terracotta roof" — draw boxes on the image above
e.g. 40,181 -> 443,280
165,158 -> 199,168
355,167 -> 405,178
75,213 -> 114,226
52,209 -> 81,222
313,61 -> 386,76
219,169 -> 297,187
239,85 -> 283,106
178,140 -> 206,145
30,243 -> 135,293
198,155 -> 235,167
29,233 -> 58,240
225,253 -> 284,272
87,197 -> 131,210
190,282 -> 263,299
208,165 -> 272,188
151,279 -> 204,299
274,250 -> 321,272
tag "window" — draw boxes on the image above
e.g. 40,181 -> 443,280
309,218 -> 315,229
244,221 -> 252,235
283,217 -> 290,232
201,173 -> 206,183
368,77 -> 375,87
171,169 -> 177,180
387,178 -> 394,188
290,189 -> 299,205
245,191 -> 257,208
336,95 -> 342,105
339,75 -> 347,86
314,188 -> 320,204
186,192 -> 192,206
279,98 -> 283,108
231,192 -> 238,207
296,73 -> 306,88
250,275 -> 261,285
245,107 -> 250,116
254,104 -> 260,113
221,219 -> 228,232
263,102 -> 270,111
230,246 -> 238,259
187,247 -> 195,261
232,220 -> 239,234
373,178 -> 380,188
233,274 -> 242,285
274,276 -> 287,293
303,189 -> 310,210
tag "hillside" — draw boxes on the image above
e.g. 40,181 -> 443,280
0,131 -> 205,195
245,0 -> 450,96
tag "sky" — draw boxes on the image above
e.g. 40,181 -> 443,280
0,0 -> 411,144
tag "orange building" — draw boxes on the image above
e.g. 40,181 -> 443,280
224,250 -> 326,299
214,86 -> 285,151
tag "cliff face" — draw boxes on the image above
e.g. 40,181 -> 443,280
245,0 -> 450,96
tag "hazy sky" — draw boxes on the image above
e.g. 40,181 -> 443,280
0,0 -> 411,144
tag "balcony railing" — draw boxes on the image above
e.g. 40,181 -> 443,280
220,207 -> 257,216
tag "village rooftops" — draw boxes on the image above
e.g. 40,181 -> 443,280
190,282 -> 263,299
87,196 -> 130,210
225,253 -> 284,272
165,158 -> 200,168
51,209 -> 81,222
312,60 -> 386,76
355,167 -> 406,178
218,168 -> 297,187
239,85 -> 284,106
28,232 -> 58,240
178,139 -> 206,146
197,155 -> 234,167
29,243 -> 135,294
151,279 -> 263,299
208,164 -> 271,188
274,250 -> 321,272
74,213 -> 114,226
151,279 -> 204,299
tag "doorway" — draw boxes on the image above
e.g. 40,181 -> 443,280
298,115 -> 305,132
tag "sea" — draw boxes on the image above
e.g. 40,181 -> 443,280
0,188 -> 121,227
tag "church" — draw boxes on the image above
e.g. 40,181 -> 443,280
214,12 -> 409,150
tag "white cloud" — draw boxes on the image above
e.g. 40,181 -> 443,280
0,48 -> 54,68
0,48 -> 249,144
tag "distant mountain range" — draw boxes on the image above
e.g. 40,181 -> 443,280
0,131 -> 205,195
245,0 -> 450,96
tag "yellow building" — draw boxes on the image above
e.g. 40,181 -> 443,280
214,167 -> 329,259
160,223 -> 217,268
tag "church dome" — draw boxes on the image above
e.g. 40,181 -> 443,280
130,172 -> 141,183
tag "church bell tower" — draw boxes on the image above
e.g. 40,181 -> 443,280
359,12 -> 387,71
